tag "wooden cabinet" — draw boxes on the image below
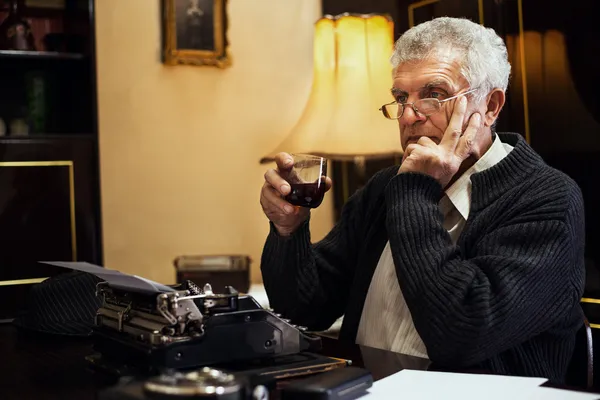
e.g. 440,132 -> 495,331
0,0 -> 101,319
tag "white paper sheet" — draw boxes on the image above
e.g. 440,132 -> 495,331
362,369 -> 600,400
41,261 -> 175,294
362,369 -> 548,400
525,387 -> 600,400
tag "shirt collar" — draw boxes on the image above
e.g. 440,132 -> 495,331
443,134 -> 509,220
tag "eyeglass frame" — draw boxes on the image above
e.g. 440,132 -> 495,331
378,87 -> 479,120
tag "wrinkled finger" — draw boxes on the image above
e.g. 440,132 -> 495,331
402,143 -> 418,162
417,136 -> 437,148
405,144 -> 430,159
398,144 -> 433,174
455,113 -> 482,160
440,96 -> 468,152
261,184 -> 295,215
274,152 -> 294,171
264,168 -> 291,196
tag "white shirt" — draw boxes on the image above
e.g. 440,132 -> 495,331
355,135 -> 513,358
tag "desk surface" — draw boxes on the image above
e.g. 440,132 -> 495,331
0,323 -> 429,399
0,324 -> 595,399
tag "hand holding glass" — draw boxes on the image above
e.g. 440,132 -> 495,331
281,154 -> 328,209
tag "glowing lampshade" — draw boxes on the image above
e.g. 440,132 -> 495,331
260,13 -> 401,163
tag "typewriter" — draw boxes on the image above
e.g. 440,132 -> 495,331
41,262 -> 322,376
89,281 -> 323,375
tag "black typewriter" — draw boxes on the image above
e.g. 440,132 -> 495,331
37,263 -> 346,399
86,279 -> 322,376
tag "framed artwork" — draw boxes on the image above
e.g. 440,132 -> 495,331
162,0 -> 231,68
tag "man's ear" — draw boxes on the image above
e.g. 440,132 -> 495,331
484,89 -> 505,127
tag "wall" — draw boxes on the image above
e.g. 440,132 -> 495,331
95,0 -> 333,284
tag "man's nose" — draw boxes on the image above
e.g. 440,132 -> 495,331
400,104 -> 427,125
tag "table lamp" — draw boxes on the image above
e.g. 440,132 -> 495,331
260,13 -> 402,200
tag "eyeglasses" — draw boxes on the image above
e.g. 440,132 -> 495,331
379,88 -> 478,120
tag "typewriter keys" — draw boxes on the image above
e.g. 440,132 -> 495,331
143,367 -> 243,399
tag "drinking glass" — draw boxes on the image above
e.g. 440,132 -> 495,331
282,154 -> 328,209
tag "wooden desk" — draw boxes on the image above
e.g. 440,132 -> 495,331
0,324 -> 595,399
0,323 -> 428,399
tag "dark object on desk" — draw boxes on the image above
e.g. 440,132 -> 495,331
174,255 -> 251,294
143,368 -> 247,399
280,367 -> 372,400
99,367 -> 265,400
218,351 -> 349,382
98,353 -> 350,400
12,271 -> 103,336
89,281 -> 321,375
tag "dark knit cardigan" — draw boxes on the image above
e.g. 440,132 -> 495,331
260,133 -> 586,384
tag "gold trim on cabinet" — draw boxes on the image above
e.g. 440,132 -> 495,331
408,0 -> 440,28
581,297 -> 600,305
0,160 -> 77,262
0,277 -> 48,286
516,0 -> 531,144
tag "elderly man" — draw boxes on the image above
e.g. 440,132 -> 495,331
259,17 -> 585,383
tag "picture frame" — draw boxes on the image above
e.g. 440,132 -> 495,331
162,0 -> 231,68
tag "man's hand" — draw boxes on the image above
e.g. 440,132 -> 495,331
260,152 -> 332,236
398,96 -> 484,188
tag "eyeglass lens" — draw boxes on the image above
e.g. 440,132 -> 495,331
383,99 -> 441,119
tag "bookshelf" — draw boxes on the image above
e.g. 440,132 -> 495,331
0,0 -> 101,319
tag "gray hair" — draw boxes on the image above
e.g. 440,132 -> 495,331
390,17 -> 511,102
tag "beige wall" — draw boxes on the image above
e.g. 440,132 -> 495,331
95,0 -> 333,284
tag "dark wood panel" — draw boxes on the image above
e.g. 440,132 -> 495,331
0,136 -> 102,319
322,0 -> 403,38
512,0 -> 600,300
0,0 -> 100,320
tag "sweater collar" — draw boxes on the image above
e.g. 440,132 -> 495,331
469,132 -> 545,213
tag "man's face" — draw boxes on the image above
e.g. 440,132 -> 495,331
392,54 -> 482,150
